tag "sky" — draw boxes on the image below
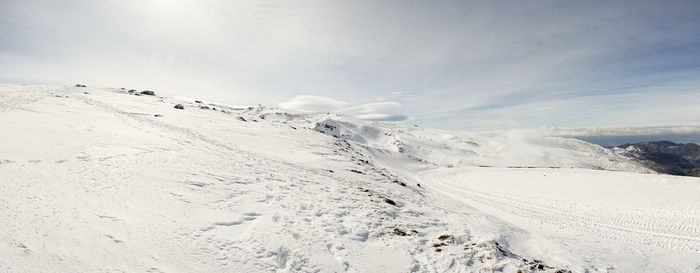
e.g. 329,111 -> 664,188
1,0 -> 700,131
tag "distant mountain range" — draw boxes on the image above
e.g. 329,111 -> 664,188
616,141 -> 700,177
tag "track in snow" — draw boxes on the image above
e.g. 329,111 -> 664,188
420,167 -> 700,253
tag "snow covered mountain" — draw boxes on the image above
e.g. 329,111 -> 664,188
1,84 -> 698,273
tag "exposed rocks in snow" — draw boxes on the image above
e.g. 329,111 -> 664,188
140,90 -> 156,96
393,227 -> 408,236
383,198 -> 396,206
433,235 -> 455,249
438,234 -> 453,241
393,179 -> 407,187
75,84 -> 86,87
174,104 -> 184,109
315,121 -> 339,137
357,187 -> 399,207
429,239 -> 573,272
390,227 -> 418,237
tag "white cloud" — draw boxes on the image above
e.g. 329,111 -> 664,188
278,95 -> 347,113
278,95 -> 409,121
337,101 -> 401,114
355,113 -> 410,122
543,125 -> 700,137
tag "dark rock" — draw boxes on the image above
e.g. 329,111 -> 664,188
174,104 -> 184,110
384,198 -> 396,206
393,228 -> 408,236
195,100 -> 202,103
432,242 -> 446,247
438,235 -> 453,241
75,84 -> 86,87
140,90 -> 156,96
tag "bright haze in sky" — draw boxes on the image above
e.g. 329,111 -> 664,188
1,0 -> 699,130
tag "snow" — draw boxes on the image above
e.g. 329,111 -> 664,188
419,167 -> 700,272
1,84 -> 698,272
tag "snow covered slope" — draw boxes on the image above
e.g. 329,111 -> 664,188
1,84 -> 698,273
312,115 -> 651,172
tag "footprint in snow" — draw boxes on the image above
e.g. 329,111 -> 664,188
350,231 -> 369,242
269,246 -> 290,269
211,212 -> 261,227
242,212 -> 261,221
16,243 -> 32,253
213,221 -> 243,226
105,234 -> 123,243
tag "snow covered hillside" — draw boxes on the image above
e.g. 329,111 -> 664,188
1,84 -> 698,273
